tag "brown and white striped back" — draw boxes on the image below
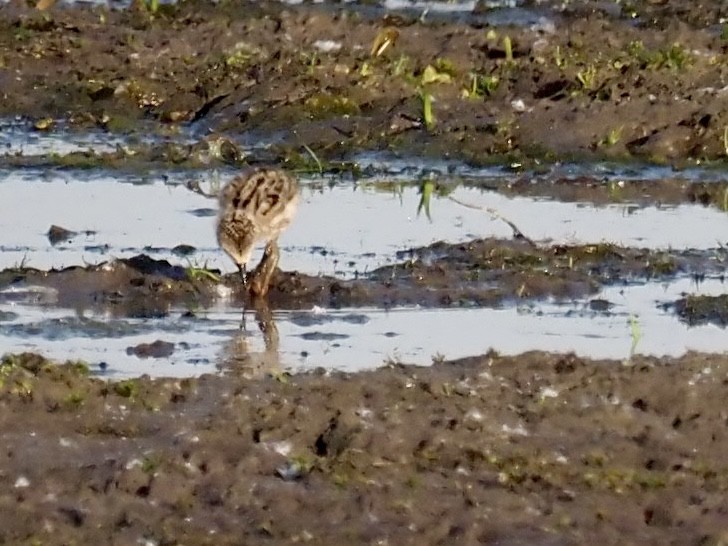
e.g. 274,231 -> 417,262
219,167 -> 299,244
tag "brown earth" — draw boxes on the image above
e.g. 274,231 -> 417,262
3,0 -> 728,168
2,237 -> 728,544
4,350 -> 728,545
2,239 -> 725,313
3,0 -> 728,543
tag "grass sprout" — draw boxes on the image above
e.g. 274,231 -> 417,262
301,143 -> 323,175
503,35 -> 513,63
420,91 -> 435,130
628,314 -> 642,358
417,177 -> 435,220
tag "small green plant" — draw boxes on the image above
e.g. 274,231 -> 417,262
659,43 -> 690,70
417,177 -> 435,220
420,91 -> 435,130
301,143 -> 323,175
64,392 -> 85,408
576,64 -> 597,90
554,45 -> 565,68
627,40 -> 691,70
466,73 -> 500,98
391,54 -> 410,77
421,64 -> 453,85
627,40 -> 646,58
225,42 -> 262,70
114,379 -> 139,399
186,266 -> 220,283
301,51 -> 318,75
69,360 -> 90,376
503,35 -> 513,63
628,314 -> 642,358
601,126 -> 623,147
433,58 -> 457,77
370,28 -> 399,58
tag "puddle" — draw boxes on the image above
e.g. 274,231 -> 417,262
3,147 -> 728,378
0,276 -> 726,379
354,151 -> 728,183
0,119 -> 168,157
2,168 -> 728,277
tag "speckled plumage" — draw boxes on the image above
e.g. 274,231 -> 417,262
217,168 -> 299,294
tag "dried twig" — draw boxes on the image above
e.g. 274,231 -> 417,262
447,195 -> 537,247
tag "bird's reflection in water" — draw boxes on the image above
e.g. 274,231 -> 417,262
219,298 -> 282,378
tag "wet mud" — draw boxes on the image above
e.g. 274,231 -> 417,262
2,239 -> 725,312
3,0 -> 728,542
4,351 -> 728,544
3,0 -> 728,167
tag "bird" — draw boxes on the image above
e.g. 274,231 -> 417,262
216,167 -> 299,298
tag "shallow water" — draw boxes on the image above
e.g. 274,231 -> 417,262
0,276 -> 724,379
2,168 -> 728,278
3,119 -> 728,377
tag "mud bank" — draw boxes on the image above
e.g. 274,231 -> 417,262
3,0 -> 728,165
2,350 -> 728,544
2,239 -> 725,313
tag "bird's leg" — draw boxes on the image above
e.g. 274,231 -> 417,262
237,263 -> 248,331
252,297 -> 279,353
249,241 -> 280,298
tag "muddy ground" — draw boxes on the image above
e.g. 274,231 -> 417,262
3,0 -> 728,168
3,0 -> 728,543
4,350 -> 728,545
2,238 -> 727,315
2,239 -> 728,544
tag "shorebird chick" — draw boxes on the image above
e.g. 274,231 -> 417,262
217,167 -> 299,297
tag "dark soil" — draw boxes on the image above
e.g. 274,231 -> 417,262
1,239 -> 725,312
3,0 -> 728,543
3,351 -> 728,545
3,0 -> 728,168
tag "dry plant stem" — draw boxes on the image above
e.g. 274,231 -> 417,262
447,195 -> 537,247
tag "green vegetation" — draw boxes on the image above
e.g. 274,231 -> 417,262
417,177 -> 435,220
186,265 -> 221,283
370,28 -> 399,58
224,42 -> 264,70
576,64 -> 597,90
503,35 -> 513,63
64,391 -> 86,408
465,73 -> 500,99
304,93 -> 360,119
420,90 -> 435,131
142,454 -> 161,473
626,41 -> 691,70
114,379 -> 139,399
628,314 -> 642,359
301,143 -> 323,175
600,126 -> 623,148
